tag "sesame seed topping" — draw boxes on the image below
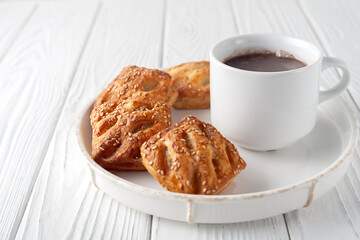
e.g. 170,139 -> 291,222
149,161 -> 153,165
202,180 -> 206,186
203,188 -> 207,193
100,147 -> 105,151
160,170 -> 164,175
186,180 -> 190,186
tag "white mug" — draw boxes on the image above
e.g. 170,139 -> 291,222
210,33 -> 350,151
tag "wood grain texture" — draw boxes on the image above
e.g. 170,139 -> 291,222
163,0 -> 238,66
0,2 -> 99,239
299,0 -> 360,104
285,188 -> 359,240
232,0 -> 360,238
151,216 -> 289,240
0,2 -> 35,62
16,0 -> 165,239
0,1 -> 36,149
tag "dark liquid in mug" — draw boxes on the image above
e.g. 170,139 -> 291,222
224,52 -> 306,72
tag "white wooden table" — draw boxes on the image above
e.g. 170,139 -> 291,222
0,0 -> 359,239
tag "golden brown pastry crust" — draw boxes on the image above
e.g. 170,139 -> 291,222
141,116 -> 246,194
94,65 -> 178,108
166,61 -> 210,109
91,66 -> 175,171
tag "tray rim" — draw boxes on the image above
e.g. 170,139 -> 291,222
76,96 -> 359,202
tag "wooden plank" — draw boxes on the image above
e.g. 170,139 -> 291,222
151,216 -> 289,240
232,0 -> 360,238
285,188 -> 359,239
156,0 -> 290,238
163,0 -> 238,66
298,0 -> 360,105
15,0 -> 165,239
0,2 -> 99,239
0,2 -> 36,147
0,2 -> 35,60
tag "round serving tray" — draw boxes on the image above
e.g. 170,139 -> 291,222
76,97 -> 358,224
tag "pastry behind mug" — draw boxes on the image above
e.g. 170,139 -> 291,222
166,61 -> 210,109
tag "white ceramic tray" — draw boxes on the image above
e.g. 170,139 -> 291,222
76,97 -> 358,224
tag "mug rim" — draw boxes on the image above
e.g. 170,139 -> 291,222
210,33 -> 322,75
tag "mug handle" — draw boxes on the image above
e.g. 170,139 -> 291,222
319,57 -> 350,104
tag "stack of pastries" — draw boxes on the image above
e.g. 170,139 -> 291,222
90,62 -> 246,195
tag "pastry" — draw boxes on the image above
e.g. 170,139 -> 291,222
91,66 -> 175,171
141,115 -> 246,194
91,95 -> 172,171
166,61 -> 210,109
94,65 -> 178,108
